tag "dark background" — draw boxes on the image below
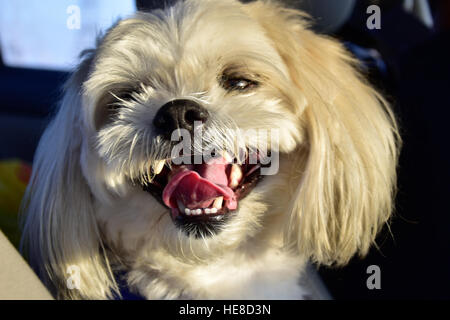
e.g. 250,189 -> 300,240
0,0 -> 449,299
319,0 -> 450,299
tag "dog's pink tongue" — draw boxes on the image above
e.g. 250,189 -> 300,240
162,157 -> 237,210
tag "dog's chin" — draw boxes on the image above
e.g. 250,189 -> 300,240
141,151 -> 268,238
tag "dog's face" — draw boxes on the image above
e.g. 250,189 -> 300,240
21,0 -> 399,299
83,0 -> 304,252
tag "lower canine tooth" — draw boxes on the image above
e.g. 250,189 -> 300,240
229,164 -> 243,188
213,196 -> 223,209
222,151 -> 233,163
185,208 -> 191,215
153,160 -> 165,175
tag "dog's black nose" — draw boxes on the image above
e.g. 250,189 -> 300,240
153,99 -> 209,136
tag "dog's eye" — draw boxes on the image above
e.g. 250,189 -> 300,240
107,90 -> 135,111
115,91 -> 135,103
221,77 -> 258,92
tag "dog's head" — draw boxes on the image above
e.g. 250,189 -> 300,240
21,0 -> 400,299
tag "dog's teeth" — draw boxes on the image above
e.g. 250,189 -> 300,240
153,160 -> 165,175
229,164 -> 243,188
183,206 -> 218,216
212,196 -> 223,209
221,151 -> 233,163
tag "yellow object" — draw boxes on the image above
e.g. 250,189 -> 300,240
0,160 -> 31,249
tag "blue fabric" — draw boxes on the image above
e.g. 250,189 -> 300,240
113,271 -> 145,300
344,42 -> 387,76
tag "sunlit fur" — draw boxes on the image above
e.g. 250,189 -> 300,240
20,0 -> 400,299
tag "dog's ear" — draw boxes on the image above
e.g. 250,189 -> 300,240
244,2 -> 400,265
20,54 -> 119,299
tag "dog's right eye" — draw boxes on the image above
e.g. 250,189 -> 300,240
96,86 -> 142,129
114,90 -> 135,103
107,90 -> 135,111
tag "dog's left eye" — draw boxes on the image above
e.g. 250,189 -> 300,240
221,77 -> 258,92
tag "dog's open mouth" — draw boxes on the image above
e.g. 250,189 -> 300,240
142,151 -> 266,237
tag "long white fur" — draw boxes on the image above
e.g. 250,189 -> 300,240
20,0 -> 400,299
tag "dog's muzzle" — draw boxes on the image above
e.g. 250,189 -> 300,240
141,99 -> 269,238
142,152 -> 266,238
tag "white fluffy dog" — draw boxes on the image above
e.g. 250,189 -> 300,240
21,0 -> 400,299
